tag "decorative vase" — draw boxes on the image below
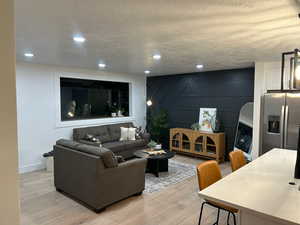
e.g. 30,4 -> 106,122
117,110 -> 123,117
294,127 -> 300,179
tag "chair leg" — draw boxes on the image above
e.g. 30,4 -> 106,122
213,208 -> 220,225
227,212 -> 230,225
232,212 -> 237,225
198,202 -> 206,225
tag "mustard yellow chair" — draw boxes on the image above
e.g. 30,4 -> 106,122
229,150 -> 247,172
197,161 -> 237,225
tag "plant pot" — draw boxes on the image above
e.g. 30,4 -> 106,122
154,144 -> 162,150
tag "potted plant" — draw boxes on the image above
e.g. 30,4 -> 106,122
148,109 -> 169,147
147,140 -> 157,150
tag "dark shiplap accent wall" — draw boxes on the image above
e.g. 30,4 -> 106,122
147,68 -> 254,157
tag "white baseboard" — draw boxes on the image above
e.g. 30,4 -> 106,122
19,162 -> 45,174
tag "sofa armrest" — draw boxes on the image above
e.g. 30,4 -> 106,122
96,158 -> 147,203
100,158 -> 147,176
118,158 -> 147,170
141,133 -> 151,143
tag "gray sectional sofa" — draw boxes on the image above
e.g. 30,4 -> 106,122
73,122 -> 150,159
54,139 -> 147,212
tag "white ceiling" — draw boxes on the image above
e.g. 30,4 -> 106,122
15,0 -> 300,76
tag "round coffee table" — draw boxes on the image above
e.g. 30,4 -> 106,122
134,150 -> 175,177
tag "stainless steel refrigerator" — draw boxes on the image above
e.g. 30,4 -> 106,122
262,92 -> 300,154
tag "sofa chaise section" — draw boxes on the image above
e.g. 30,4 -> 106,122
54,139 -> 147,212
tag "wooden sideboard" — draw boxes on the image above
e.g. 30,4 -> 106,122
169,128 -> 225,163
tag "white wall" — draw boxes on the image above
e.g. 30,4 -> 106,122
0,0 -> 20,224
252,60 -> 289,159
16,62 -> 147,173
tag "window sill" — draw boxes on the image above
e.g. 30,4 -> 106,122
56,116 -> 136,128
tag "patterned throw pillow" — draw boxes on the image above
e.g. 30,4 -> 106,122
135,126 -> 145,139
116,155 -> 125,163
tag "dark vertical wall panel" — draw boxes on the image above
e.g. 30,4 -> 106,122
147,68 -> 254,157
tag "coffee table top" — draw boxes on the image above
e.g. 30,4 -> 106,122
134,149 -> 175,160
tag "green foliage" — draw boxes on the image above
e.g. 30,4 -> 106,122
191,123 -> 200,131
147,140 -> 158,148
148,109 -> 169,143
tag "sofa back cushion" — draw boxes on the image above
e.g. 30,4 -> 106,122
73,125 -> 111,143
108,122 -> 134,141
73,122 -> 135,143
56,139 -> 118,168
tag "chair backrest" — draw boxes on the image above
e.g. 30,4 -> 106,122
196,160 -> 222,191
229,150 -> 247,172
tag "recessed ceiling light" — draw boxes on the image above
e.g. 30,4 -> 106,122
73,36 -> 86,43
24,52 -> 34,58
98,63 -> 106,68
196,64 -> 204,69
144,70 -> 151,74
153,54 -> 161,60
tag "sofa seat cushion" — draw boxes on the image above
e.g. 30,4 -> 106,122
102,141 -> 126,153
78,139 -> 102,147
123,139 -> 147,150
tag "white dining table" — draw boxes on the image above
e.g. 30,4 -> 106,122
198,148 -> 300,225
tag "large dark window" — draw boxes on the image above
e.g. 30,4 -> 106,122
60,78 -> 130,121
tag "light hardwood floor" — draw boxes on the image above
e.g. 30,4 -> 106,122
20,155 -> 233,225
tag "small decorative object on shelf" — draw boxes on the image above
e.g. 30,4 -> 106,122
213,118 -> 221,133
169,128 -> 225,163
117,109 -> 124,117
191,123 -> 201,131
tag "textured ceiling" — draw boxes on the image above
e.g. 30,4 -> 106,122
15,0 -> 300,76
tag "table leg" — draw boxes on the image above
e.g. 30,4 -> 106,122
155,159 -> 159,177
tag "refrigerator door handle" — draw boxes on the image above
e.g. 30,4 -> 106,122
284,105 -> 289,149
280,105 -> 285,148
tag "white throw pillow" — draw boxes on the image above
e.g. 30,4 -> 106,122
120,127 -> 129,141
128,127 -> 136,141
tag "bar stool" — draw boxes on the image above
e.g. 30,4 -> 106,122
229,150 -> 247,172
196,161 -> 237,225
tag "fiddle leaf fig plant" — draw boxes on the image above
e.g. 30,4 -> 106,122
148,109 -> 169,144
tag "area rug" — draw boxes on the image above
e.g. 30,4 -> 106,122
144,159 -> 196,193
